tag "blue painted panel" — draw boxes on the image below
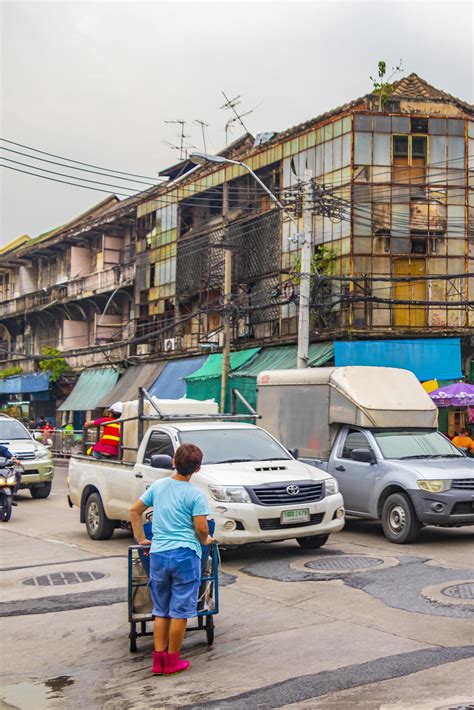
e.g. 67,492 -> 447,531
334,338 -> 462,381
149,356 -> 207,399
0,372 -> 51,395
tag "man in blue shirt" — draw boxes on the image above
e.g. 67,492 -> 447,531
130,443 -> 215,676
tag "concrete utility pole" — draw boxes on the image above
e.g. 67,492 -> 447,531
297,169 -> 313,368
220,181 -> 231,413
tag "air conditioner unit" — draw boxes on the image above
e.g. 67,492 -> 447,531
136,344 -> 151,356
164,338 -> 176,353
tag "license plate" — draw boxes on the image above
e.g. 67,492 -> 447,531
281,508 -> 310,524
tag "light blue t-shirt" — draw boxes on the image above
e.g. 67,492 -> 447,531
140,477 -> 209,558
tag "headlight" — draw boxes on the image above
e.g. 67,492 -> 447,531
324,477 -> 339,495
417,479 -> 451,493
35,449 -> 50,460
209,485 -> 251,503
6,475 -> 16,485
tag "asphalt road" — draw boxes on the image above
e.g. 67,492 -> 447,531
1,463 -> 473,710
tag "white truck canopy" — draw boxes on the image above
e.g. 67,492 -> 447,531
257,366 -> 438,458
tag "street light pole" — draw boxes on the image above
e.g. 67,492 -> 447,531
220,181 -> 231,413
297,169 -> 313,368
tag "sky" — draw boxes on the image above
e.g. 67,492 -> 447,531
1,0 -> 472,246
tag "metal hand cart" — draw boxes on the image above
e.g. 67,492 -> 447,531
127,541 -> 219,653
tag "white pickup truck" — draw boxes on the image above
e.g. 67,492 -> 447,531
67,421 -> 345,548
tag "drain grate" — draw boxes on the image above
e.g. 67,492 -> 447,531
305,556 -> 384,571
23,571 -> 106,587
441,583 -> 474,600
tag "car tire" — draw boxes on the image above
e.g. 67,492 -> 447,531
30,482 -> 52,499
85,492 -> 115,540
296,534 -> 329,549
381,492 -> 421,544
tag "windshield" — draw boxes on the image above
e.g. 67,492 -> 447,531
178,428 -> 292,465
0,419 -> 31,441
373,429 -> 463,459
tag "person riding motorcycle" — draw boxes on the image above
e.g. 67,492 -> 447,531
0,445 -> 21,505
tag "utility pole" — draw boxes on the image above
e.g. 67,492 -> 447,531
297,169 -> 313,368
220,181 -> 231,412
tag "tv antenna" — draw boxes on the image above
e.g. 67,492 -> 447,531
220,92 -> 253,145
164,119 -> 194,161
194,119 -> 210,153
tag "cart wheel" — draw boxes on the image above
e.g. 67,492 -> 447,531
205,615 -> 215,646
129,630 -> 138,653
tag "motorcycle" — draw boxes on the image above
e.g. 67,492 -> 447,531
0,457 -> 22,522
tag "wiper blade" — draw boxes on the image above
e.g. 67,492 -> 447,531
398,455 -> 436,459
215,458 -> 253,464
427,454 -> 463,459
256,457 -> 291,462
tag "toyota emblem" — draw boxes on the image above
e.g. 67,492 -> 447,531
286,484 -> 300,495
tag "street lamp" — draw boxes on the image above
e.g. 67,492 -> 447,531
189,152 -> 313,402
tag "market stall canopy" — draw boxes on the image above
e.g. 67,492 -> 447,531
95,363 -> 165,408
429,382 -> 474,408
0,372 -> 50,395
149,356 -> 207,399
58,367 -> 119,411
185,348 -> 261,409
334,338 -> 462,381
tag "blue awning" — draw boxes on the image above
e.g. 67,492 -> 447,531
0,372 -> 51,395
334,338 -> 462,381
149,356 -> 207,399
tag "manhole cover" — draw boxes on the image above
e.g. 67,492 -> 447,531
305,556 -> 384,571
441,583 -> 474,600
23,571 -> 106,587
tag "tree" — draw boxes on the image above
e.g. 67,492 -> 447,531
38,347 -> 70,383
370,60 -> 404,110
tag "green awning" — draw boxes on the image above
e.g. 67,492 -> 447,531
58,367 -> 119,411
185,348 -> 261,382
235,343 -> 334,377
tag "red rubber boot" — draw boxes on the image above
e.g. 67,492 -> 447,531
152,651 -> 165,675
163,652 -> 190,675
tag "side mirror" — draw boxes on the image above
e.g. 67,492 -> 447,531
33,432 -> 42,441
150,454 -> 173,470
288,448 -> 299,459
352,448 -> 376,464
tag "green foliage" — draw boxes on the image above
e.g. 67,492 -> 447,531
370,59 -> 403,109
292,245 -> 336,284
0,366 -> 23,379
38,347 -> 70,383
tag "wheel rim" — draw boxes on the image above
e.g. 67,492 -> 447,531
388,504 -> 406,534
87,501 -> 100,533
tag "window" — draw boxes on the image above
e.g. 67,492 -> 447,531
341,429 -> 372,460
143,431 -> 175,464
411,117 -> 428,133
393,135 -> 427,184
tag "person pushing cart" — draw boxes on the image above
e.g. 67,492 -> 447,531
130,443 -> 217,676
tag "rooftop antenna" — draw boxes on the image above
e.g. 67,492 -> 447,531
161,139 -> 197,161
164,119 -> 192,161
220,92 -> 254,145
194,119 -> 210,153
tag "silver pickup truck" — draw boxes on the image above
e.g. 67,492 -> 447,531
258,366 -> 474,543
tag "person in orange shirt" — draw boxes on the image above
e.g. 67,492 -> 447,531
451,429 -> 473,450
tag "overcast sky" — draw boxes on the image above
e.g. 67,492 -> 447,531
1,0 -> 472,246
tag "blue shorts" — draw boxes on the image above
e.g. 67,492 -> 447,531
148,548 -> 201,619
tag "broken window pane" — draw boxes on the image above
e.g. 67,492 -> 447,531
448,119 -> 464,136
354,132 -> 372,164
374,116 -> 391,132
411,117 -> 428,133
429,118 -> 447,135
373,134 -> 391,165
392,116 -> 410,133
354,115 -> 372,132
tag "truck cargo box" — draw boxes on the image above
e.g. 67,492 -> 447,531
257,366 -> 438,459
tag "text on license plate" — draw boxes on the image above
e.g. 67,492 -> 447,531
281,508 -> 310,524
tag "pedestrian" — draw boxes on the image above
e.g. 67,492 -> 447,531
0,445 -> 22,505
42,420 -> 54,446
451,429 -> 473,450
129,443 -> 216,676
83,402 -> 122,459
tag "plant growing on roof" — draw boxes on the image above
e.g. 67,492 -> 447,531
0,366 -> 23,379
292,245 -> 336,284
370,60 -> 404,110
38,347 -> 70,383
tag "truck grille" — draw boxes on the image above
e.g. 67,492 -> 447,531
259,513 -> 324,531
451,479 -> 474,490
452,502 -> 474,515
15,452 -> 35,460
250,482 -> 324,506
